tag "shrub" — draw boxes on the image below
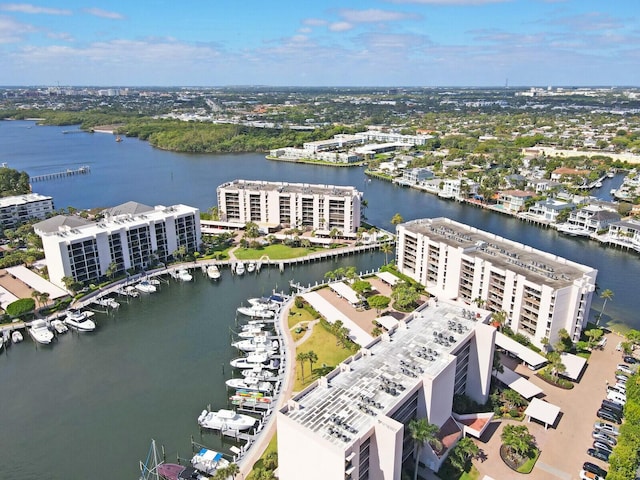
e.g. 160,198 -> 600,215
6,297 -> 35,317
294,296 -> 305,309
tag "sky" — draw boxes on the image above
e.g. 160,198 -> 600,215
0,0 -> 638,87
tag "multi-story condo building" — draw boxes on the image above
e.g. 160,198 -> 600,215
217,180 -> 362,234
278,300 -> 495,480
34,201 -> 200,289
0,193 -> 53,228
395,218 -> 597,347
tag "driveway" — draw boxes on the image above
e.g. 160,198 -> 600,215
471,332 -> 624,480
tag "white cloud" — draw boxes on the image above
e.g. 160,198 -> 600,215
83,7 -> 125,20
0,3 -> 71,15
298,27 -> 312,34
0,14 -> 37,43
302,18 -> 327,26
339,8 -> 420,23
46,31 -> 74,42
329,22 -> 353,32
387,0 -> 509,5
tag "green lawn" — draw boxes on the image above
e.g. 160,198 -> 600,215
287,305 -> 318,329
294,325 -> 353,391
517,449 -> 540,474
234,244 -> 320,260
246,433 -> 278,480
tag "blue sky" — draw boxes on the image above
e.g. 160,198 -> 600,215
0,0 -> 638,86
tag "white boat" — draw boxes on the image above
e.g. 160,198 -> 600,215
148,278 -> 161,286
232,335 -> 278,352
611,189 -> 617,195
225,377 -> 273,393
191,448 -> 229,476
50,319 -> 68,334
11,330 -> 23,343
237,326 -> 271,338
230,352 -> 279,370
123,286 -> 140,297
235,262 -> 245,276
237,306 -> 275,318
197,408 -> 257,431
93,297 -> 120,309
206,265 -> 221,280
28,320 -> 54,344
64,310 -> 96,332
135,280 -> 157,293
607,171 -> 615,178
595,181 -> 603,188
177,269 -> 193,281
241,365 -> 278,381
248,297 -> 280,310
247,262 -> 256,273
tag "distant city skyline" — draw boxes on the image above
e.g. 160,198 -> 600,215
1,0 -> 638,87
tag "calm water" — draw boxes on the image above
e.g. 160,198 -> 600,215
0,120 -> 639,478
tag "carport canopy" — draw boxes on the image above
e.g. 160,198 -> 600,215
560,352 -> 587,381
495,367 -> 543,399
495,331 -> 548,370
375,271 -> 399,286
524,398 -> 561,430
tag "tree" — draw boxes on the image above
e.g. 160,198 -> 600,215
225,463 -> 240,479
244,221 -> 260,239
392,282 -> 420,310
473,297 -> 485,309
448,436 -> 480,472
501,424 -> 536,460
597,288 -> 614,325
307,351 -> 318,375
31,289 -> 42,308
502,388 -> 527,410
381,242 -> 394,264
105,261 -> 119,280
296,352 -> 308,382
391,213 -> 404,226
6,298 -> 35,317
61,275 -> 77,293
491,310 -> 507,331
372,326 -> 383,337
351,279 -> 372,296
584,328 -> 604,348
368,294 -> 391,315
408,418 -> 440,480
546,351 -> 566,380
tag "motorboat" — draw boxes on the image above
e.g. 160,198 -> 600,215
148,278 -> 161,286
230,353 -> 279,370
64,310 -> 96,332
248,297 -> 280,311
225,377 -> 273,393
232,335 -> 278,352
607,171 -> 615,178
28,320 -> 54,344
190,448 -> 229,476
595,181 -> 603,188
247,262 -> 256,273
11,330 -> 23,343
237,326 -> 271,338
197,408 -> 257,431
235,262 -> 245,276
157,464 -> 204,480
93,297 -> 120,309
206,265 -> 221,280
177,269 -> 193,282
237,306 -> 275,319
135,280 -> 157,293
50,319 -> 68,334
241,365 -> 278,381
123,285 -> 140,297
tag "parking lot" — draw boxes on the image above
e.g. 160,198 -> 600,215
472,332 -> 626,480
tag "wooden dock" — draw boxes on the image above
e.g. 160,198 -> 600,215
30,166 -> 90,182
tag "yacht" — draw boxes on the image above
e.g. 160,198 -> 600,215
248,297 -> 280,310
232,335 -> 278,352
206,265 -> 221,280
50,319 -> 68,334
197,408 -> 257,431
237,306 -> 275,319
230,352 -> 279,370
240,365 -> 278,381
64,310 -> 96,332
190,448 -> 229,477
135,280 -> 157,293
237,326 -> 271,338
235,262 -> 245,276
225,377 -> 273,393
28,320 -> 54,344
177,269 -> 193,281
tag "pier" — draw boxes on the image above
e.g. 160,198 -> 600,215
30,165 -> 90,182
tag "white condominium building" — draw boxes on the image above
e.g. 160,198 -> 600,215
396,218 -> 597,347
217,180 -> 362,233
0,193 -> 53,228
278,300 -> 495,480
34,201 -> 200,289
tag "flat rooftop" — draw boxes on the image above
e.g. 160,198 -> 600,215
219,180 -> 360,197
282,300 -> 490,449
0,193 -> 52,208
402,217 -> 595,288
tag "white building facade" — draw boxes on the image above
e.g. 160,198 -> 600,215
395,218 -> 597,347
278,300 -> 495,480
0,193 -> 54,228
35,201 -> 200,289
217,180 -> 362,233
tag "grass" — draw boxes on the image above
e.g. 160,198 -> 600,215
437,462 -> 480,480
516,449 -> 540,474
246,433 -> 278,480
287,305 -> 318,329
234,244 -> 320,260
293,325 -> 353,391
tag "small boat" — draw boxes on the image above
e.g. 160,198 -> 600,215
28,320 -> 54,344
115,135 -> 122,142
177,269 -> 193,282
50,319 -> 68,334
197,408 -> 257,431
11,330 -> 23,343
248,297 -> 280,310
93,297 -> 120,309
206,265 -> 221,280
610,189 -> 617,195
191,448 -> 229,476
237,326 -> 271,339
226,377 -> 274,393
123,286 -> 140,297
230,352 -> 279,370
241,365 -> 278,381
135,280 -> 157,293
64,310 -> 96,332
607,171 -> 615,178
156,463 -> 185,480
235,262 -> 245,276
595,181 -> 603,188
247,262 -> 256,273
148,278 -> 161,286
237,306 -> 275,319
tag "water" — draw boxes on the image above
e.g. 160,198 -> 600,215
1,120 -> 639,478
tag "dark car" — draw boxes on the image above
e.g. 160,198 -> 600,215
597,409 -> 622,424
623,355 -> 639,365
601,399 -> 624,414
583,462 -> 607,478
587,448 -> 611,462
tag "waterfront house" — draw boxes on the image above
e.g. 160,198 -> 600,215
606,219 -> 640,253
526,199 -> 576,223
401,168 -> 434,185
563,205 -> 621,235
497,190 -> 535,213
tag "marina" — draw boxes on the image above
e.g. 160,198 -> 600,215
29,165 -> 90,182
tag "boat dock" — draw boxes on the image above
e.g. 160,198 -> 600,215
30,166 -> 90,182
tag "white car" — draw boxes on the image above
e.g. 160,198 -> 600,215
607,391 -> 626,405
617,364 -> 634,375
594,421 -> 620,436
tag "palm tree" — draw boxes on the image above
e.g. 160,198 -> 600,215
391,213 -> 404,227
225,463 -> 240,479
501,424 -> 536,461
381,242 -> 393,265
491,310 -> 507,331
31,290 -> 42,308
408,418 -> 439,480
449,437 -> 479,472
597,288 -> 614,325
307,351 -> 318,376
296,352 -> 308,382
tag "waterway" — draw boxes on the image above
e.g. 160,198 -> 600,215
0,120 -> 638,478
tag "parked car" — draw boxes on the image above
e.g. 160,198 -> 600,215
616,373 -> 629,383
587,448 -> 611,462
608,384 -> 626,395
593,441 -> 614,453
607,391 -> 626,405
594,421 -> 620,436
623,355 -> 639,364
592,431 -> 617,446
597,409 -> 622,424
583,462 -> 608,478
617,364 -> 634,375
615,382 -> 627,392
601,399 -> 624,414
580,470 -> 605,480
